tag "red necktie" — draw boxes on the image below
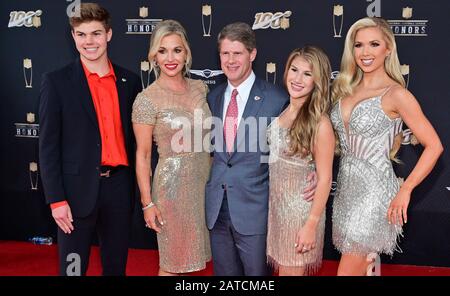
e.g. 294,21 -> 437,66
224,89 -> 238,153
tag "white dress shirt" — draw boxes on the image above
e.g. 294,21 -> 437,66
222,71 -> 256,127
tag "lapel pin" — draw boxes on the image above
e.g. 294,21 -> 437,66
122,78 -> 127,82
254,95 -> 261,101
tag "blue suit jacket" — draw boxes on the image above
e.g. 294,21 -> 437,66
206,78 -> 289,235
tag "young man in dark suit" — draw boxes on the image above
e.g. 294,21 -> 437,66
39,3 -> 140,275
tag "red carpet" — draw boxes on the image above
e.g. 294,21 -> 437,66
1,240 -> 449,276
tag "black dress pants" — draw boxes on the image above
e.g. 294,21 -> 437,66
57,168 -> 132,276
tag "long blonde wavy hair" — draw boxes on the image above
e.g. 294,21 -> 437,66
285,46 -> 332,157
331,17 -> 405,102
331,17 -> 405,160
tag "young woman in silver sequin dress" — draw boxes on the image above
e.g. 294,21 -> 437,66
266,46 -> 335,276
330,17 -> 443,275
132,20 -> 211,275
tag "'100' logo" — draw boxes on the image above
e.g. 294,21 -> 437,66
8,10 -> 42,28
252,11 -> 292,30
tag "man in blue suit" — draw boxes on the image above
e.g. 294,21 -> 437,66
206,22 -> 315,276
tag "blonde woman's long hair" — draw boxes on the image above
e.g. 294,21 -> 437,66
331,17 -> 405,160
331,17 -> 405,102
285,46 -> 332,158
148,19 -> 192,79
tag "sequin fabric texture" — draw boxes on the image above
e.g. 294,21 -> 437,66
330,92 -> 403,256
132,79 -> 212,273
266,118 -> 325,274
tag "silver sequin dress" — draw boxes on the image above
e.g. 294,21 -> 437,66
330,91 -> 403,256
266,118 -> 325,274
132,79 -> 212,273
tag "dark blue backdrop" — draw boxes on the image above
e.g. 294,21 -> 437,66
1,0 -> 449,267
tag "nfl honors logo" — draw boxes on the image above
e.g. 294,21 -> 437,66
126,7 -> 162,34
15,113 -> 39,138
387,7 -> 428,36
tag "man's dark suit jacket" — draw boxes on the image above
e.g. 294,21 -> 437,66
39,58 -> 141,217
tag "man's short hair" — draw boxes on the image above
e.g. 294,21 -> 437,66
217,22 -> 256,52
69,3 -> 111,31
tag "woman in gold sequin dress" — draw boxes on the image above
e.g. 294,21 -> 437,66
266,46 -> 335,276
330,17 -> 443,275
132,20 -> 211,275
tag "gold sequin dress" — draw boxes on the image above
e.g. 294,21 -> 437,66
132,78 -> 212,273
266,118 -> 325,274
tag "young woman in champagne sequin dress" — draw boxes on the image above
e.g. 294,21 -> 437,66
132,20 -> 211,275
266,46 -> 335,276
330,17 -> 443,275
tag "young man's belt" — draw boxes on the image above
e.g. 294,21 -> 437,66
99,165 -> 126,178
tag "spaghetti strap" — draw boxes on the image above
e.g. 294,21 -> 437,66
380,85 -> 394,97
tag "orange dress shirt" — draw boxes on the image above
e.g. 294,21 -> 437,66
51,60 -> 128,210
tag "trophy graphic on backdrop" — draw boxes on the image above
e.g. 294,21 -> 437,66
401,64 -> 410,89
29,162 -> 39,190
333,5 -> 344,38
140,60 -> 150,89
266,63 -> 276,84
23,58 -> 32,88
202,5 -> 212,37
